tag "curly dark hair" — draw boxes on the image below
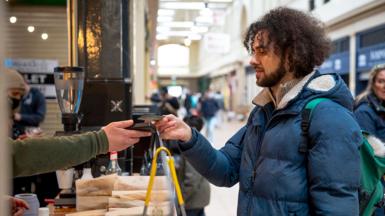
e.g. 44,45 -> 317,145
243,7 -> 331,78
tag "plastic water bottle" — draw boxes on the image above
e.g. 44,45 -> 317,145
106,151 -> 122,175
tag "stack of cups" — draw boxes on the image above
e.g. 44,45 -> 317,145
38,207 -> 49,216
14,193 -> 39,216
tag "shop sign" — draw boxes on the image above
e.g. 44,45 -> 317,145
4,58 -> 58,98
203,33 -> 230,54
357,43 -> 385,71
319,52 -> 349,74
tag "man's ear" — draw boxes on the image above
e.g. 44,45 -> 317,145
283,50 -> 293,74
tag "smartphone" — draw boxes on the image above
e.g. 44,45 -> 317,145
127,122 -> 155,132
137,114 -> 164,122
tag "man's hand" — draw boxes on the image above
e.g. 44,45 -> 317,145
155,115 -> 192,142
102,120 -> 152,152
10,197 -> 29,216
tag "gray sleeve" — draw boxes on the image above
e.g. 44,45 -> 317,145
12,130 -> 109,177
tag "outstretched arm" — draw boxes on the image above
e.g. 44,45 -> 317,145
12,120 -> 151,177
156,115 -> 246,187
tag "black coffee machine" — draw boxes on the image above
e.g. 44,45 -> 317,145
66,0 -> 158,177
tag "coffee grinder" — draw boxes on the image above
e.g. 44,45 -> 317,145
52,66 -> 85,207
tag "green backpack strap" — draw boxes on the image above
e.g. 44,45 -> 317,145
299,98 -> 330,153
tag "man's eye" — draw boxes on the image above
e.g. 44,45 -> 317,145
256,48 -> 266,54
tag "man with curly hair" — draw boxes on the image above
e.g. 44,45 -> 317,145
155,7 -> 361,215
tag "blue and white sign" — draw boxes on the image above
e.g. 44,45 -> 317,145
319,52 -> 350,74
356,43 -> 385,71
4,58 -> 59,98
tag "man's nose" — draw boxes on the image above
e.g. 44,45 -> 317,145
249,55 -> 260,66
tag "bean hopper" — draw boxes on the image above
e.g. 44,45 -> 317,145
53,66 -> 85,134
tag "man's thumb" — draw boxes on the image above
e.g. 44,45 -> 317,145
113,120 -> 134,128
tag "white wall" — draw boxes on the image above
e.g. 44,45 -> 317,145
132,0 -> 146,104
5,6 -> 68,65
327,7 -> 385,40
197,0 -> 248,75
251,0 -> 385,26
310,0 -> 382,24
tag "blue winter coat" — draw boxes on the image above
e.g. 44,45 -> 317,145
354,93 -> 385,142
13,88 -> 46,136
179,71 -> 362,215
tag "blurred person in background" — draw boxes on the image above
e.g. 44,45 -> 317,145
159,86 -> 180,116
190,92 -> 201,116
199,89 -> 220,143
184,89 -> 193,117
355,64 -> 385,140
166,115 -> 210,216
180,115 -> 210,216
156,7 -> 361,215
12,72 -> 46,139
354,63 -> 385,216
213,90 -> 225,128
4,68 -> 151,215
9,70 -> 47,203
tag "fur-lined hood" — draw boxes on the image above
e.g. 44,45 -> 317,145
252,70 -> 355,113
367,135 -> 385,157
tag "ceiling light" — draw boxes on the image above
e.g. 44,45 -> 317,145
27,26 -> 35,33
160,31 -> 192,37
200,8 -> 213,16
207,3 -> 228,9
9,16 -> 17,23
157,31 -> 203,40
188,34 -> 202,40
157,16 -> 173,22
208,0 -> 233,2
41,33 -> 48,40
160,2 -> 205,10
196,16 -> 213,24
157,26 -> 171,33
156,34 -> 169,40
191,26 -> 209,33
161,21 -> 194,28
158,9 -> 175,16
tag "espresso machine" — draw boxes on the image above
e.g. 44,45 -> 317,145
64,0 -> 157,176
40,0 -> 159,210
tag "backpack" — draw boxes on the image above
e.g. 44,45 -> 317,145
299,98 -> 385,216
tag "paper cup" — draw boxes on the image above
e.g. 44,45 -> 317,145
56,168 -> 74,189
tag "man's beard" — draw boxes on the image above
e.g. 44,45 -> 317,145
256,61 -> 286,87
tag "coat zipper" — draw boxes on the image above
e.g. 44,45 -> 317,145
247,109 -> 298,215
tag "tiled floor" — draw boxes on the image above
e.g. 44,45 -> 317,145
201,119 -> 245,216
